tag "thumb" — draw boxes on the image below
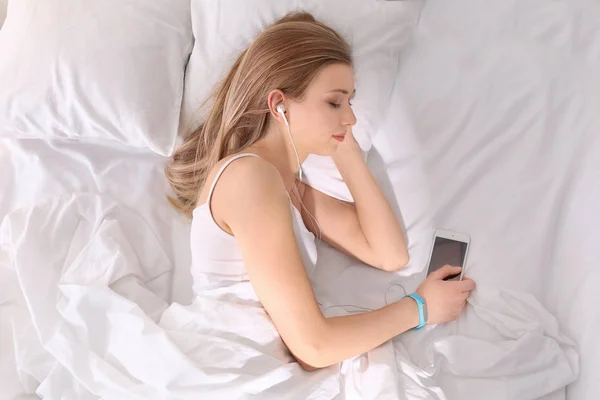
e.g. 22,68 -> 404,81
429,265 -> 462,280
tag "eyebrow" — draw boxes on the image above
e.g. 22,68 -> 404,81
327,89 -> 357,99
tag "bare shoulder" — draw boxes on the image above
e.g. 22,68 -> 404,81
198,155 -> 281,203
218,155 -> 286,201
203,155 -> 290,232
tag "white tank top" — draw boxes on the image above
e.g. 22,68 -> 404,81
190,153 -> 318,297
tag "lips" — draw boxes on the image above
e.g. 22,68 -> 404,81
332,133 -> 345,142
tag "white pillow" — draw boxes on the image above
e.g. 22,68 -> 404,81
0,0 -> 193,156
182,0 -> 422,201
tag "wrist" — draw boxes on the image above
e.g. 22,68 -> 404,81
332,146 -> 364,170
404,293 -> 427,329
399,297 -> 421,330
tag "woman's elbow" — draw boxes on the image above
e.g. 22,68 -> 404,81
295,356 -> 321,371
286,330 -> 329,370
293,340 -> 328,370
380,253 -> 410,272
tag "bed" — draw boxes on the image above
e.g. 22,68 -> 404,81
1,0 -> 598,399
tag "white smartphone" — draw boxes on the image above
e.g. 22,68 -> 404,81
426,229 -> 471,281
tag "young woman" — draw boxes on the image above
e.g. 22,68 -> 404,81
166,12 -> 476,370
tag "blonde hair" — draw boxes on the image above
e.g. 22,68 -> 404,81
165,11 -> 353,218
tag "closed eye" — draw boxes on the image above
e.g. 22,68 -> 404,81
329,102 -> 341,109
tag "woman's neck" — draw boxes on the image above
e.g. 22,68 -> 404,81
246,125 -> 307,191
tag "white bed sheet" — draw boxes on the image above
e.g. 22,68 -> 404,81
0,138 -> 578,400
310,0 -> 598,398
0,0 -> 598,398
397,1 -> 600,398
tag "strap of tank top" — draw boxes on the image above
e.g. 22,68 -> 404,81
206,153 -> 260,205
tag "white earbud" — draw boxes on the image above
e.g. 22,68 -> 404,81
276,103 -> 302,182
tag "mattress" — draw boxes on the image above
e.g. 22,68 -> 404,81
1,0 -> 598,398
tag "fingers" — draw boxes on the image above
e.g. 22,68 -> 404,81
430,265 -> 462,280
458,277 -> 477,292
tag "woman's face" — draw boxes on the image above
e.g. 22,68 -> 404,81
288,63 -> 357,156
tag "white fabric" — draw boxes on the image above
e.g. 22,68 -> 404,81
0,139 -> 194,399
0,194 -> 337,399
190,153 -> 318,294
383,0 -> 599,398
309,0 -> 598,398
396,288 -> 578,400
320,288 -> 578,400
1,0 -> 598,398
181,0 -> 422,202
0,0 -> 193,156
1,193 -> 577,400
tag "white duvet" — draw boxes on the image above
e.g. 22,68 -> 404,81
0,193 -> 578,399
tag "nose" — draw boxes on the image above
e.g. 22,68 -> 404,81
344,106 -> 357,127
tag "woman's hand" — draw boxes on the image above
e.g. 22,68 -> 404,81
415,266 -> 476,325
332,127 -> 361,162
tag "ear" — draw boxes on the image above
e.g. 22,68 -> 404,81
267,89 -> 286,121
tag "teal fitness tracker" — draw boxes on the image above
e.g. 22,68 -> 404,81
405,293 -> 427,330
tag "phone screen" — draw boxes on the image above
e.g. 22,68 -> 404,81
427,236 -> 468,281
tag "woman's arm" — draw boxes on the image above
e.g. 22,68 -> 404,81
220,159 -> 416,367
298,132 -> 409,271
219,157 -> 474,369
